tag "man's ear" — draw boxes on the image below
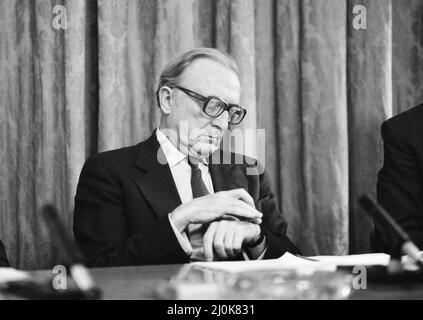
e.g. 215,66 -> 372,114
158,86 -> 172,115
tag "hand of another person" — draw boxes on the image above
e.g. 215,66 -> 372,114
169,188 -> 262,233
203,220 -> 262,261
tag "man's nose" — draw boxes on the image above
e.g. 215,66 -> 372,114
211,111 -> 229,130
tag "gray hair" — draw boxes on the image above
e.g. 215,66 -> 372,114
155,48 -> 239,108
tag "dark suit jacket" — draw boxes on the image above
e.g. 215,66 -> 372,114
374,103 -> 423,253
0,240 -> 9,267
74,131 -> 300,267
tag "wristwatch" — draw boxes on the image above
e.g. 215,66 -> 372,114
245,227 -> 265,248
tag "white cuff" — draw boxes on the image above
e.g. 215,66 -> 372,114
168,214 -> 193,256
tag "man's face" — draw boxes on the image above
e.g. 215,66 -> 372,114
169,58 -> 241,159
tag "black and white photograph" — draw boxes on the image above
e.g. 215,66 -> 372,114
0,0 -> 423,307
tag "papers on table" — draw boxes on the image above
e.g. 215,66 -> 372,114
311,252 -> 423,271
0,268 -> 30,284
192,252 -> 402,274
192,252 -> 337,274
309,253 -> 391,267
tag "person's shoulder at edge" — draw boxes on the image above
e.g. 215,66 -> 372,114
382,102 -> 423,137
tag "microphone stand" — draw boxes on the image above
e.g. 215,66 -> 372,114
359,194 -> 423,283
2,205 -> 102,300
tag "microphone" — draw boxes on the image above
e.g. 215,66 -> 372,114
42,205 -> 101,299
3,205 -> 101,299
359,194 -> 423,268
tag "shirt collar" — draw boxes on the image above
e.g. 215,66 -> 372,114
156,128 -> 209,168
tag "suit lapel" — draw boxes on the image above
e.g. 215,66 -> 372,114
132,131 -> 182,220
132,133 -> 249,220
208,150 -> 249,192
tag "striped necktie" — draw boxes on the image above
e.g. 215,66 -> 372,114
188,159 -> 210,198
187,159 -> 209,261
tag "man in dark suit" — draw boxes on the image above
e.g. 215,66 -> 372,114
0,240 -> 9,267
74,48 -> 299,267
374,103 -> 423,253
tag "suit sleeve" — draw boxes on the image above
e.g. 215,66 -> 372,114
74,156 -> 189,267
255,169 -> 301,258
375,121 -> 423,252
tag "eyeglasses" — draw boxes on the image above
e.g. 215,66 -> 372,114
172,86 -> 247,125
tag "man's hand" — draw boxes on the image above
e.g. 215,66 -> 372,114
203,220 -> 262,261
169,188 -> 262,233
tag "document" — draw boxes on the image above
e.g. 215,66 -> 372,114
311,252 -> 423,270
192,253 -> 337,274
192,252 -> 400,274
309,253 -> 391,266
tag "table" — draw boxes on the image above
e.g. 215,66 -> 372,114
28,264 -> 423,299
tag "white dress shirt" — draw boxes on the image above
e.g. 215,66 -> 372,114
156,128 -> 265,261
